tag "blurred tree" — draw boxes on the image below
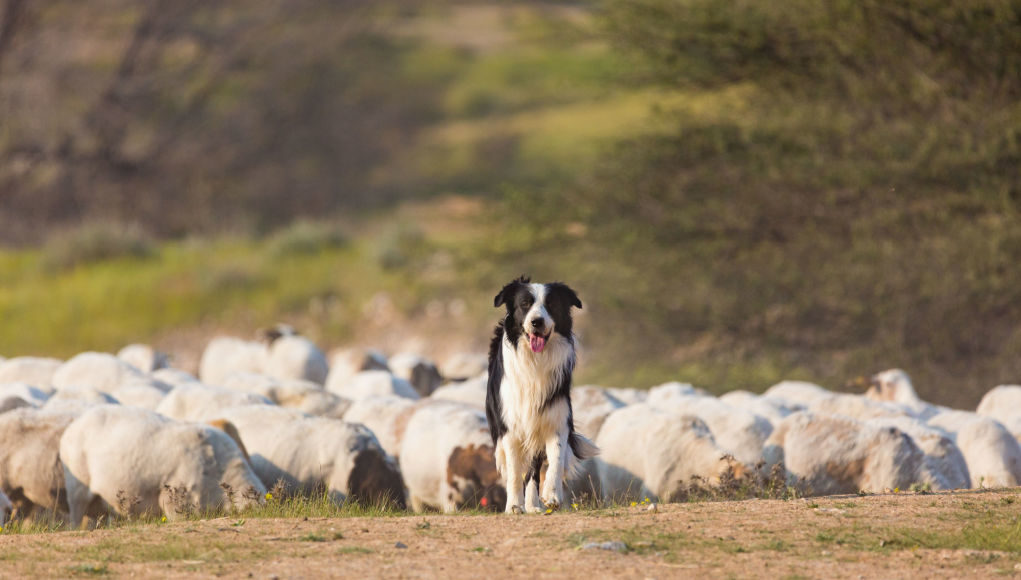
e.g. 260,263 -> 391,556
0,0 -> 439,243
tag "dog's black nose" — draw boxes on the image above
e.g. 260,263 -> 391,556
530,319 -> 545,330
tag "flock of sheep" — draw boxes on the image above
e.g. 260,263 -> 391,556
1,324 -> 1020,528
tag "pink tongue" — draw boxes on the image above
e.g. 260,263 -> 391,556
529,334 -> 547,353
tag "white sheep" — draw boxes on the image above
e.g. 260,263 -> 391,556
399,401 -> 505,513
603,387 -> 648,405
763,380 -> 832,405
42,385 -> 119,413
0,408 -> 78,520
595,404 -> 748,503
0,382 -> 49,414
388,353 -> 443,397
645,382 -> 703,404
260,326 -> 329,385
440,352 -> 488,382
656,395 -> 773,466
326,370 -> 419,401
60,405 -> 266,527
926,410 -> 1021,488
155,383 -> 272,421
199,336 -> 267,386
763,411 -> 930,496
0,357 -> 62,394
866,416 -> 971,489
51,352 -> 147,394
211,405 -> 405,508
976,385 -> 1021,441
719,390 -> 800,424
864,368 -> 942,419
151,368 -> 203,389
429,376 -> 487,409
807,393 -> 913,422
571,386 -> 626,441
222,373 -> 351,418
116,344 -> 170,372
341,395 -> 418,459
327,347 -> 389,386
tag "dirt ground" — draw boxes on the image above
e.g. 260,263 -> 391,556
3,489 -> 1021,579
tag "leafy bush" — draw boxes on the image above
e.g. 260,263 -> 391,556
42,222 -> 156,271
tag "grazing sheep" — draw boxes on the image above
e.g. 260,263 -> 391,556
763,380 -> 832,405
260,325 -> 329,385
866,416 -> 971,489
109,377 -> 169,410
645,382 -> 702,404
655,396 -> 773,466
0,357 -> 62,393
117,344 -> 170,373
151,368 -> 203,388
429,376 -> 487,409
864,369 -> 941,419
807,393 -> 912,422
222,373 -> 351,418
976,385 -> 1021,441
441,353 -> 488,382
0,382 -> 49,414
327,347 -> 389,386
595,405 -> 748,503
389,353 -> 443,397
212,405 -> 405,508
341,395 -> 418,459
571,386 -> 625,441
51,352 -> 148,394
199,336 -> 267,387
60,406 -> 266,527
155,384 -> 272,421
399,401 -> 505,513
719,390 -> 800,424
0,408 -> 78,520
42,386 -> 119,413
603,387 -> 648,405
927,410 -> 1021,488
326,370 -> 419,401
763,412 -> 929,496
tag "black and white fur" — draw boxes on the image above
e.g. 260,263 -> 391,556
486,276 -> 598,513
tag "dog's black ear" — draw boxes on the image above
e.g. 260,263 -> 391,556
548,282 -> 582,309
493,276 -> 531,308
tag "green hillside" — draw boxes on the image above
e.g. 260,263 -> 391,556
1,1 -> 1019,407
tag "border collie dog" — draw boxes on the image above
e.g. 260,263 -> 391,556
486,276 -> 599,513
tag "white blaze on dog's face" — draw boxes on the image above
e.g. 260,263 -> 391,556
523,284 -> 553,353
494,278 -> 582,355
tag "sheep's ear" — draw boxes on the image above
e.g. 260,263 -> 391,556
493,275 -> 530,308
548,282 -> 582,309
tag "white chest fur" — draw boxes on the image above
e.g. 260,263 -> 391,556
499,332 -> 574,455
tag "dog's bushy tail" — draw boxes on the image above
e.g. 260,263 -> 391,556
568,432 -> 599,461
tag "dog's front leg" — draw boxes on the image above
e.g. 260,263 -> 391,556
541,430 -> 568,511
500,436 -> 526,513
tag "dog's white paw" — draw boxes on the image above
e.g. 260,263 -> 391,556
525,503 -> 545,514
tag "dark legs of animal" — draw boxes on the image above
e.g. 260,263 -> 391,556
526,454 -> 544,493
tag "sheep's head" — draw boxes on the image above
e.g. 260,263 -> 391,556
866,369 -> 917,404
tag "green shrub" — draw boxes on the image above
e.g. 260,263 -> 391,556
42,222 -> 156,271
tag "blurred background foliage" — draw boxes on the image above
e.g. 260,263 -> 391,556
1,0 -> 1019,407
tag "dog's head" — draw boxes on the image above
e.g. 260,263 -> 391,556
493,276 -> 582,354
